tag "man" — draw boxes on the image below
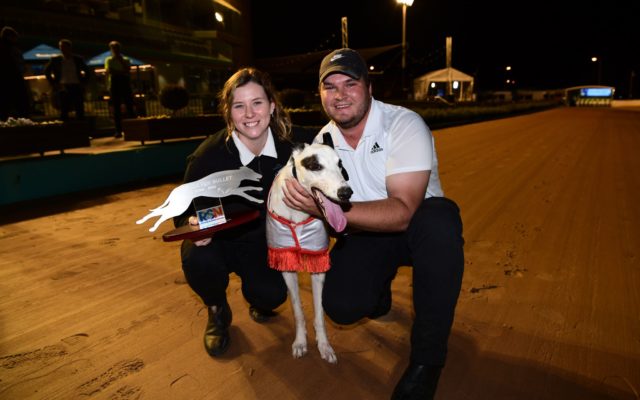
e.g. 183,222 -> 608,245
44,39 -> 91,121
283,48 -> 464,399
105,41 -> 136,138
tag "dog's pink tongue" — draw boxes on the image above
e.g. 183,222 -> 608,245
316,192 -> 347,232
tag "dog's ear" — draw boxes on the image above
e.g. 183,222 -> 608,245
288,155 -> 298,180
339,160 -> 349,181
292,142 -> 306,153
322,132 -> 334,149
290,143 -> 306,180
321,132 -> 348,181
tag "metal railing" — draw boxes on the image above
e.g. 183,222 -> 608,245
37,97 -> 209,119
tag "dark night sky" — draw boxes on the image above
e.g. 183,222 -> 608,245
250,1 -> 639,96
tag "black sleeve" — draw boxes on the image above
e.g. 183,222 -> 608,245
172,129 -> 243,228
172,152 -> 200,228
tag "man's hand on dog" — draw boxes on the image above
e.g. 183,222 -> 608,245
283,179 -> 322,218
189,216 -> 212,246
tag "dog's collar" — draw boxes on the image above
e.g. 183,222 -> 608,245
267,208 -> 316,228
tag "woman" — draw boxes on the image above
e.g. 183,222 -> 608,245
174,68 -> 315,357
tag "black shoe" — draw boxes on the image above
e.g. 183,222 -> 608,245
369,285 -> 392,319
114,132 -> 123,138
249,305 -> 277,323
391,363 -> 442,400
204,302 -> 232,357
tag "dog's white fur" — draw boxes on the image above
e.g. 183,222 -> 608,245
137,166 -> 263,232
268,143 -> 351,364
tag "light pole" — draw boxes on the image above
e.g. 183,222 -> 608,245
397,0 -> 414,97
591,56 -> 602,85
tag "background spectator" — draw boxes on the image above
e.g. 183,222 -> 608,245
105,40 -> 136,138
44,39 -> 91,121
0,26 -> 31,121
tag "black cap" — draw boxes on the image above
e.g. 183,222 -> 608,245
319,48 -> 368,84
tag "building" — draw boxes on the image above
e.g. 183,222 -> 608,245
2,0 -> 251,102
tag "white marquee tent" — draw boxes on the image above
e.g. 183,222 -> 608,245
413,67 -> 474,102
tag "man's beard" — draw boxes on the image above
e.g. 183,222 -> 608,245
333,96 -> 371,130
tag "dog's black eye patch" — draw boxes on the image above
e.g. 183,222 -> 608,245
301,154 -> 323,171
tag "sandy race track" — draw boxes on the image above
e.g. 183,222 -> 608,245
1,106 -> 639,399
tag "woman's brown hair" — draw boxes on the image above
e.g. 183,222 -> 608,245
217,67 -> 292,142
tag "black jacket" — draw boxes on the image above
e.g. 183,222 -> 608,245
44,54 -> 91,86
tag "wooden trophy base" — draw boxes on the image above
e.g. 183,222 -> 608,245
161,210 -> 260,242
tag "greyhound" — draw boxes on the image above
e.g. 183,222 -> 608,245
267,138 -> 352,364
137,166 -> 263,232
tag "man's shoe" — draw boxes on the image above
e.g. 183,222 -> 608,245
204,302 -> 232,357
391,363 -> 442,400
368,285 -> 392,319
249,305 -> 277,323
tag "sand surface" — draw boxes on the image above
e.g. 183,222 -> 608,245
1,106 -> 639,399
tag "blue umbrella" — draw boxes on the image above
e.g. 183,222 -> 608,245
23,44 -> 61,61
87,51 -> 146,67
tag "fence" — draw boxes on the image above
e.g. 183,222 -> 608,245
38,97 -> 207,119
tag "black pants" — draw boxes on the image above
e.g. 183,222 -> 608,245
110,77 -> 136,134
180,227 -> 287,310
323,197 -> 464,366
59,84 -> 84,120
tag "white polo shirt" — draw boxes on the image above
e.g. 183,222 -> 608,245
315,98 -> 443,201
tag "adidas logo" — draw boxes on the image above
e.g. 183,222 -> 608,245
370,142 -> 383,154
